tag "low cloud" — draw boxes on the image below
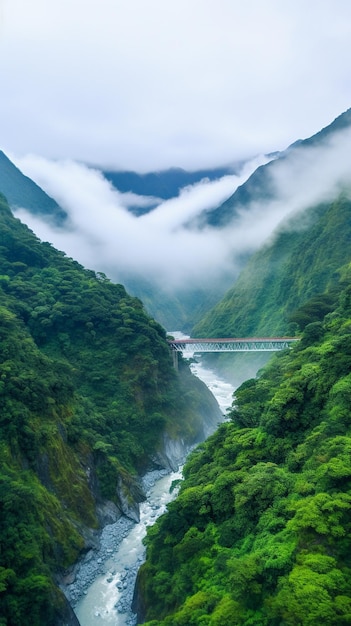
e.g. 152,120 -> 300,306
11,128 -> 351,302
12,154 -> 269,289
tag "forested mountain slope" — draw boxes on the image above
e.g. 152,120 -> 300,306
137,262 -> 351,625
0,194 -> 220,625
194,194 -> 351,339
200,107 -> 351,229
0,151 -> 66,222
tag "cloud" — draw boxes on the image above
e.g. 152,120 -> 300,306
214,126 -> 351,254
12,154 -> 270,289
11,125 -> 351,304
2,1 -> 351,170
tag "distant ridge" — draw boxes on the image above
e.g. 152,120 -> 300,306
102,165 -> 235,215
200,107 -> 351,228
0,150 -> 66,222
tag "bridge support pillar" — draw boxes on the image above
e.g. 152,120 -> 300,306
172,350 -> 179,371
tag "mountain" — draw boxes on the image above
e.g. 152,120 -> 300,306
91,109 -> 351,330
194,193 -> 351,338
191,191 -> 351,384
134,109 -> 351,625
3,110 -> 351,334
0,193 -> 221,625
136,263 -> 351,624
0,150 -> 66,222
186,109 -> 351,382
102,165 -> 235,215
199,108 -> 351,228
103,166 -> 235,198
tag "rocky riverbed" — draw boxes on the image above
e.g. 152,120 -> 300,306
64,352 -> 235,625
63,468 -> 175,625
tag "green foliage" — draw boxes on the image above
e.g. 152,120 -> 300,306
0,153 -> 66,220
0,194 -> 213,623
140,271 -> 351,625
193,194 -> 351,381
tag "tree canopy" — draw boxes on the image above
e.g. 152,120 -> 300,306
139,263 -> 351,625
0,194 -> 216,624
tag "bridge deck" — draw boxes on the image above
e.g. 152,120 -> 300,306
168,337 -> 300,353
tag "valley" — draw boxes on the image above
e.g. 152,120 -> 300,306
0,107 -> 351,625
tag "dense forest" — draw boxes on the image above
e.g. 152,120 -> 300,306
0,193 -> 219,625
137,261 -> 351,625
192,193 -> 351,386
194,194 -> 351,339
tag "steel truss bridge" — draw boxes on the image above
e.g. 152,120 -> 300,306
168,337 -> 299,353
168,337 -> 300,368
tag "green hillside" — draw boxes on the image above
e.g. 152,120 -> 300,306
194,194 -> 351,338
201,108 -> 351,228
0,151 -> 66,222
0,194 -> 219,625
191,193 -> 351,384
137,262 -> 351,625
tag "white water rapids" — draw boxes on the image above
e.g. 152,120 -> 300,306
71,336 -> 235,626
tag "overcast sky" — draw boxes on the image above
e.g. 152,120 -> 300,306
1,0 -> 351,171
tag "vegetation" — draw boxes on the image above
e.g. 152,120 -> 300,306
0,193 -> 214,624
192,194 -> 351,384
0,151 -> 66,221
194,194 -> 351,339
138,263 -> 351,625
203,107 -> 351,229
2,110 -> 351,625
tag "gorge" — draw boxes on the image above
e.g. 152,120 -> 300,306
69,354 -> 235,625
1,108 -> 351,625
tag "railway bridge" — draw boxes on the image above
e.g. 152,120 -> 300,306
167,337 -> 299,369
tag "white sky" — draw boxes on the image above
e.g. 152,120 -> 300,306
1,0 -> 351,171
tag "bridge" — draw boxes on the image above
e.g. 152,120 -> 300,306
168,337 -> 300,368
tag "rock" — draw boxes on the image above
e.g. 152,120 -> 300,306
116,476 -> 145,523
96,500 -> 121,525
151,433 -> 189,471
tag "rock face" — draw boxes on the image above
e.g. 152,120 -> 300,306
54,595 -> 82,626
95,500 -> 121,525
152,433 -> 190,472
116,475 -> 146,523
151,388 -> 223,472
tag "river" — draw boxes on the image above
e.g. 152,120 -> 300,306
70,340 -> 235,626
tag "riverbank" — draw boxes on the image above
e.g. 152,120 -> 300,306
64,468 -> 180,625
63,514 -> 136,608
66,353 -> 235,625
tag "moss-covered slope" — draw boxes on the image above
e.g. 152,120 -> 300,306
138,265 -> 351,626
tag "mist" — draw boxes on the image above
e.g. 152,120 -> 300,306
11,127 -> 351,316
11,154 -> 270,290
